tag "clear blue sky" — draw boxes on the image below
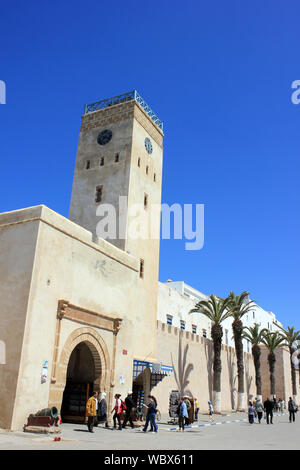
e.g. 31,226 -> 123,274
1,1 -> 299,328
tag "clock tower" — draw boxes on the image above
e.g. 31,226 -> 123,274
69,91 -> 164,360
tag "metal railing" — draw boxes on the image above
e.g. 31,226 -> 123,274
84,89 -> 163,130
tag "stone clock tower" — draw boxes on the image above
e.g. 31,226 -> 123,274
69,90 -> 164,362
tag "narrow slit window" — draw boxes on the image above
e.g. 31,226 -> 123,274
115,153 -> 119,163
100,157 -> 104,166
153,173 -> 156,182
138,158 -> 141,167
139,259 -> 144,279
86,160 -> 91,169
146,165 -> 149,175
95,186 -> 103,203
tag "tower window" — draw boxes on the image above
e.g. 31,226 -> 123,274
146,166 -> 149,175
192,324 -> 197,334
167,315 -> 173,326
95,186 -> 103,203
138,158 -> 141,167
86,160 -> 91,169
153,173 -> 156,182
202,329 -> 207,338
139,259 -> 144,279
144,193 -> 148,209
180,321 -> 186,331
100,157 -> 104,166
115,153 -> 119,163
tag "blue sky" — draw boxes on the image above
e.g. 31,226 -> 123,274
1,1 -> 299,328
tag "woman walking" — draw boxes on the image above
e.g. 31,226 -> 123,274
111,393 -> 123,430
142,396 -> 158,433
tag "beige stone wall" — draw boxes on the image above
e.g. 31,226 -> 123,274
0,205 -> 156,430
0,207 -> 40,429
153,321 -> 256,414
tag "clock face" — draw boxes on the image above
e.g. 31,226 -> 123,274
144,137 -> 153,154
97,129 -> 112,145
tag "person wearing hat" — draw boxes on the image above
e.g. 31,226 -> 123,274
111,393 -> 123,430
183,395 -> 191,425
122,391 -> 135,429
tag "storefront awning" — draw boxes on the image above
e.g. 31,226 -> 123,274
133,360 -> 173,379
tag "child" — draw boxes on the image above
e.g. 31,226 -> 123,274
248,401 -> 256,424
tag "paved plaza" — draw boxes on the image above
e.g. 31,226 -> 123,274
0,411 -> 299,450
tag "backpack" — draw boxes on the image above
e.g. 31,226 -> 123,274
121,400 -> 127,411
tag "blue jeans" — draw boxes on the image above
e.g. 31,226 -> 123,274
143,413 -> 157,432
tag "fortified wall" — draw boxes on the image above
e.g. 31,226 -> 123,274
152,321 -> 293,414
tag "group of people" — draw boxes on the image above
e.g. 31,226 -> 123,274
85,390 -> 159,433
86,390 -> 298,433
176,396 -> 205,432
247,396 -> 297,425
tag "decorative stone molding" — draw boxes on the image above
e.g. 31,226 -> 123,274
51,300 -> 122,384
49,326 -> 113,413
56,300 -> 122,334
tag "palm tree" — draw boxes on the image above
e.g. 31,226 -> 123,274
261,331 -> 286,397
190,294 -> 231,412
277,326 -> 300,404
242,323 -> 267,401
227,291 -> 255,411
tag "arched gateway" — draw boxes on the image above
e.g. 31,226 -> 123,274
49,327 -> 111,423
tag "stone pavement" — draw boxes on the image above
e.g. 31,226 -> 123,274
0,411 -> 299,450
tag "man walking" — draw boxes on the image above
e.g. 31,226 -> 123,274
122,391 -> 135,429
86,391 -> 98,433
177,398 -> 188,432
264,397 -> 274,424
288,397 -> 297,423
254,398 -> 264,423
194,398 -> 199,421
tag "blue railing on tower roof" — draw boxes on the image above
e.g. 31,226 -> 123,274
84,90 -> 163,131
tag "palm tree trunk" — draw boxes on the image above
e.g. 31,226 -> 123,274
252,344 -> 262,398
268,353 -> 276,396
211,324 -> 222,412
232,320 -> 245,410
290,347 -> 298,403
